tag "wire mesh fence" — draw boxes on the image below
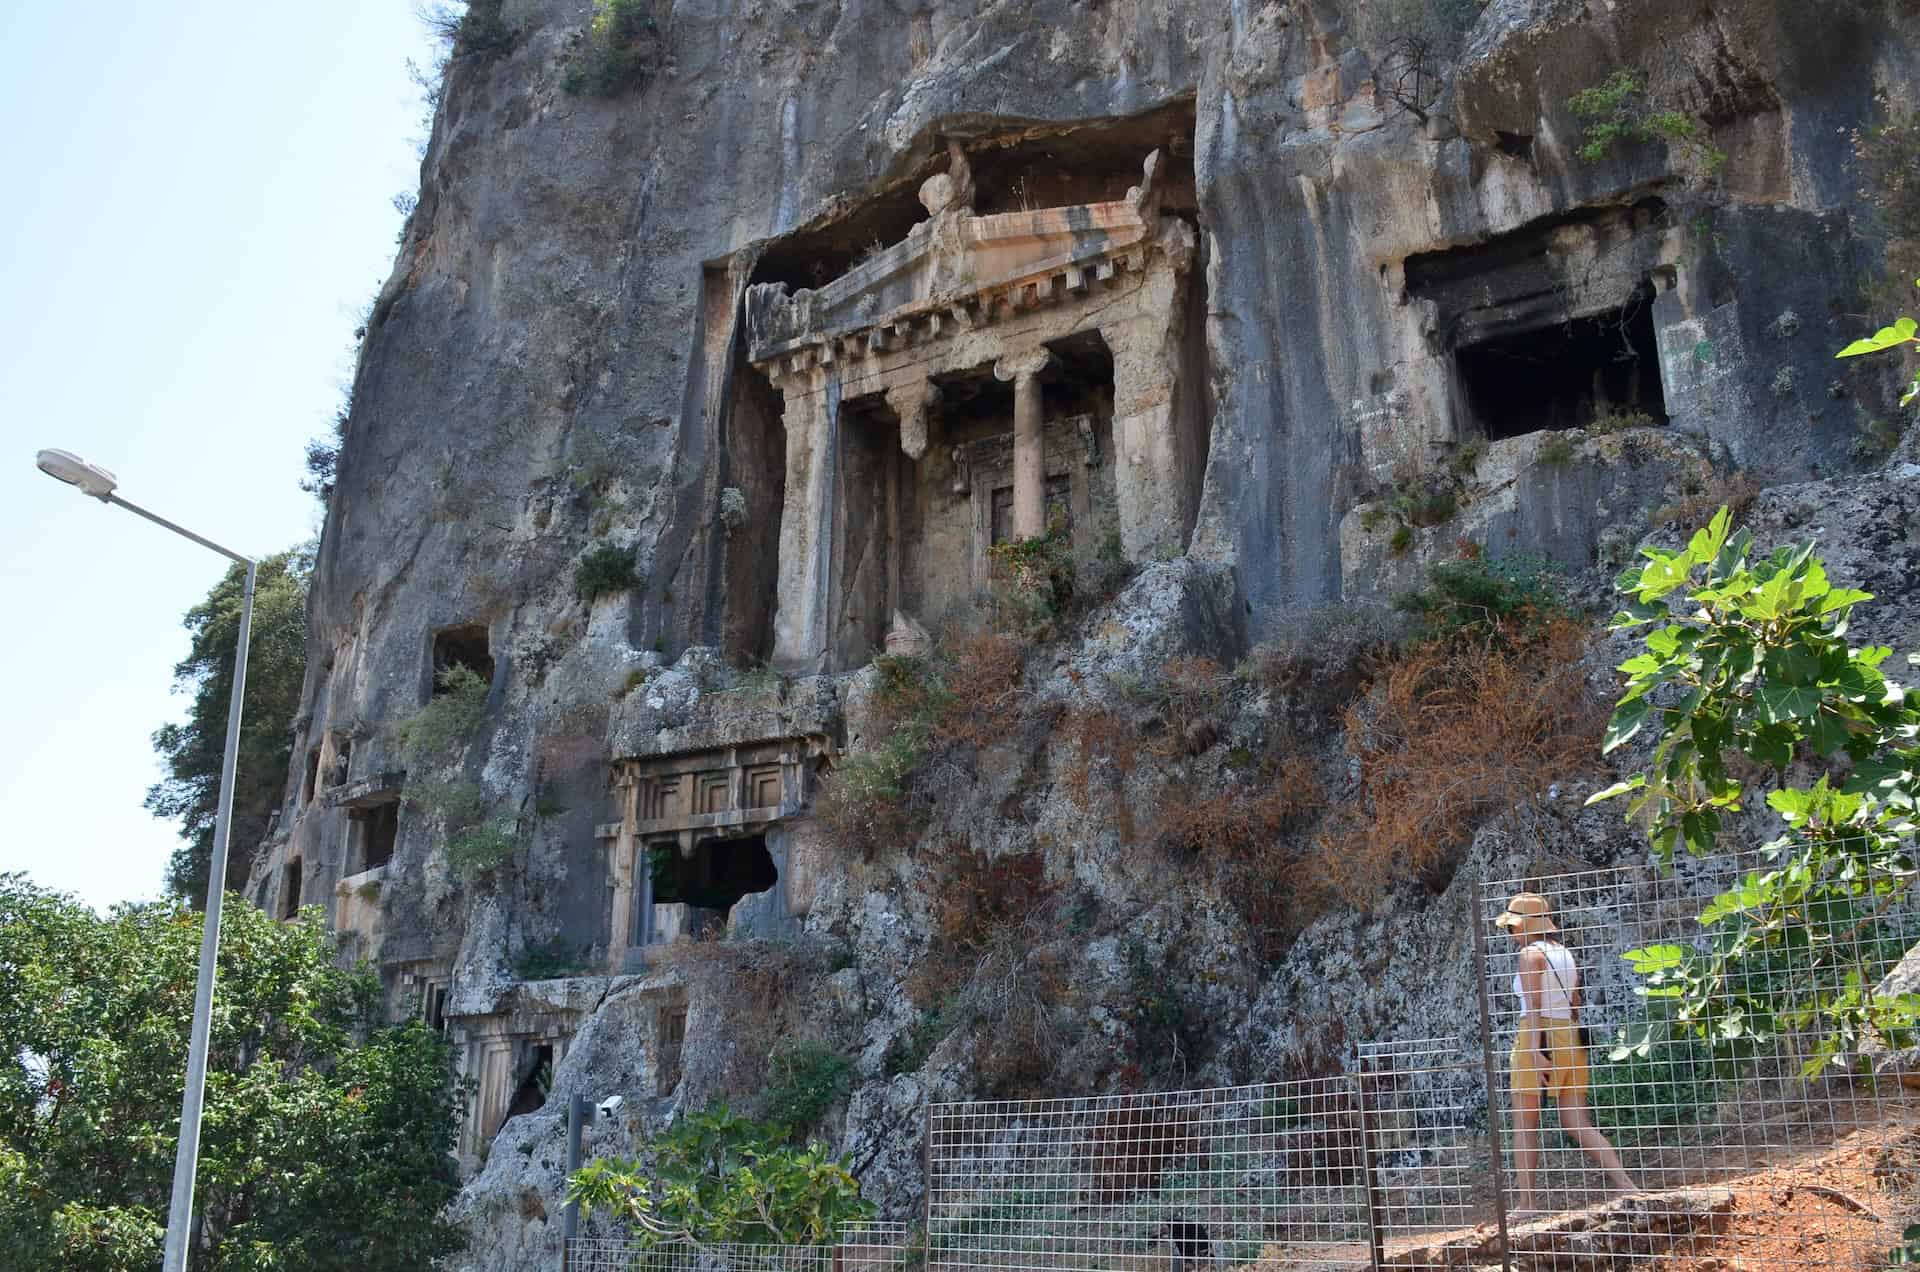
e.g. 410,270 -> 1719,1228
923,1040 -> 1490,1272
1352,1036 -> 1486,1255
1478,842 -> 1919,1269
565,1225 -> 909,1272
565,845 -> 1919,1272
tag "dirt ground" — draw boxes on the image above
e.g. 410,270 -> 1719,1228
1372,1111 -> 1920,1271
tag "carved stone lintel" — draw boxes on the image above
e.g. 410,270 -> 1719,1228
885,379 -> 940,461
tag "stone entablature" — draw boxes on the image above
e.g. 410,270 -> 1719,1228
329,770 -> 405,809
745,146 -> 1203,674
746,151 -> 1179,372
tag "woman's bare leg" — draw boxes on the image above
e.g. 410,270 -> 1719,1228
1511,1081 -> 1542,1217
1557,1095 -> 1638,1194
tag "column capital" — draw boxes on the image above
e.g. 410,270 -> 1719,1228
994,348 -> 1056,383
884,378 -> 941,461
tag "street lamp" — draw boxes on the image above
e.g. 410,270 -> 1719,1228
36,448 -> 258,1272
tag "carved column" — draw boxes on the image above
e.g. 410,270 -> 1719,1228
1101,234 -> 1196,559
606,769 -> 639,969
995,349 -> 1055,539
768,367 -> 837,672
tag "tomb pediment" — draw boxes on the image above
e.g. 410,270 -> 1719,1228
747,149 -> 1185,373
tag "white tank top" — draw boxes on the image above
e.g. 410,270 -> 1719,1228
1512,940 -> 1578,1020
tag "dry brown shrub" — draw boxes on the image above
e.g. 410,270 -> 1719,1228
1315,618 -> 1604,903
660,937 -> 832,1107
1061,707 -> 1140,843
816,632 -> 1023,858
961,905 -> 1082,1096
935,629 -> 1024,748
905,847 -> 1082,1095
910,847 -> 1055,1003
1152,655 -> 1228,756
1152,756 -> 1325,858
1652,470 -> 1760,531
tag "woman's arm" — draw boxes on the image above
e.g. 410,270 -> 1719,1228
1518,944 -> 1548,1033
1520,945 -> 1551,1052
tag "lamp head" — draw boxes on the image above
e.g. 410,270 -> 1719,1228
35,449 -> 118,500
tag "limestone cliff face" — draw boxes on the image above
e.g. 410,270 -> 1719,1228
248,0 -> 1920,1266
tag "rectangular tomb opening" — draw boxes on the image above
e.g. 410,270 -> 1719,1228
349,798 -> 400,873
506,1044 -> 553,1120
657,1002 -> 687,1095
1455,283 -> 1667,440
280,858 -> 303,919
431,623 -> 494,693
648,833 -> 779,941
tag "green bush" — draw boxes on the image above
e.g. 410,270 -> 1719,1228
0,877 -> 466,1269
575,542 -> 639,602
446,817 -> 520,880
454,0 -> 513,52
1589,1032 -> 1722,1146
755,1042 -> 852,1138
567,1105 -> 872,1246
988,529 -> 1075,641
883,1004 -> 952,1076
1123,938 -> 1197,1085
1393,553 -> 1568,645
515,937 -> 593,980
563,0 -> 658,97
1591,504 -> 1920,1075
399,664 -> 490,765
1569,70 -> 1724,174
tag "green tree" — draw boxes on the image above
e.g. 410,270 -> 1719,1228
1589,507 -> 1920,1073
1593,304 -> 1920,1074
146,548 -> 312,901
0,875 -> 465,1271
567,1105 -> 872,1248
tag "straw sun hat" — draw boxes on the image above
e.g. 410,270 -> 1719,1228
1494,891 -> 1558,934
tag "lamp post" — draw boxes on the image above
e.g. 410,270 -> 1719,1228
35,448 -> 258,1272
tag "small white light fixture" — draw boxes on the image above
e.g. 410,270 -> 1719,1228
36,448 -> 119,500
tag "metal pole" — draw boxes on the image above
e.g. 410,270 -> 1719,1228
921,1100 -> 934,1272
1470,881 -> 1515,1272
1354,1063 -> 1387,1272
161,556 -> 256,1272
563,1094 -> 590,1269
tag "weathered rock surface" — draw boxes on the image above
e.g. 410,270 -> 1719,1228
241,0 -> 1920,1266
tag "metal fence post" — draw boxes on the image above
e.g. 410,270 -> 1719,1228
1470,881 -> 1514,1272
562,1093 -> 587,1271
1353,1061 -> 1387,1272
920,1100 -> 934,1272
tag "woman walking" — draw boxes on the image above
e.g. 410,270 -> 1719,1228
1497,891 -> 1638,1220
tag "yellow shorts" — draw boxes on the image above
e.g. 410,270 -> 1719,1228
1510,1017 -> 1589,1101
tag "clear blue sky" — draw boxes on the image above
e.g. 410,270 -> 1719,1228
0,3 -> 442,911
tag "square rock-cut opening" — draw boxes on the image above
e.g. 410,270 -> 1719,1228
1456,284 -> 1667,441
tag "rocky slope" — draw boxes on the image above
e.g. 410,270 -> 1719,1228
244,0 -> 1920,1266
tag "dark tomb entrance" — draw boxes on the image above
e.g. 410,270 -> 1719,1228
1454,284 -> 1667,440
